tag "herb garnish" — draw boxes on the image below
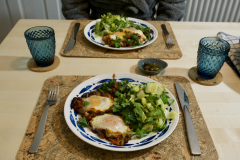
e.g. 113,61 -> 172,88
83,101 -> 89,106
98,77 -> 116,93
78,117 -> 89,127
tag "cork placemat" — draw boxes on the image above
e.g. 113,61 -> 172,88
17,76 -> 218,160
188,66 -> 223,86
27,56 -> 60,72
60,20 -> 182,59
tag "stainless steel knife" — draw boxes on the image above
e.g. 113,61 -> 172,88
174,82 -> 201,155
64,23 -> 80,53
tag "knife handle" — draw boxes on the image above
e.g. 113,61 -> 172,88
183,105 -> 201,155
72,23 -> 80,40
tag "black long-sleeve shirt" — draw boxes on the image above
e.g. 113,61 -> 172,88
61,0 -> 185,21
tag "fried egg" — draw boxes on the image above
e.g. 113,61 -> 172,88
109,28 -> 146,41
90,114 -> 130,134
83,95 -> 114,112
110,32 -> 126,40
124,27 -> 147,42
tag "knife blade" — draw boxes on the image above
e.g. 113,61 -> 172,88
64,23 -> 80,53
174,82 -> 201,155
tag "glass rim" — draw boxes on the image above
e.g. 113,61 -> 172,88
24,26 -> 55,41
199,36 -> 230,51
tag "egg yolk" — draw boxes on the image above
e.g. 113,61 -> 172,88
89,96 -> 102,107
114,32 -> 126,39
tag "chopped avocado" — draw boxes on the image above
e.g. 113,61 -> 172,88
142,112 -> 147,122
161,103 -> 168,111
121,17 -> 126,22
129,94 -> 135,104
145,82 -> 159,94
151,83 -> 158,93
155,86 -> 163,95
161,85 -> 167,91
155,118 -> 165,129
146,103 -> 154,111
164,104 -> 168,109
141,97 -> 147,106
145,83 -> 152,93
129,94 -> 135,101
137,90 -> 145,99
165,110 -> 178,119
132,85 -> 140,92
155,98 -> 163,106
155,85 -> 167,95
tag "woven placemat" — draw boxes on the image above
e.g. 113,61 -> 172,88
17,75 -> 218,160
60,20 -> 182,59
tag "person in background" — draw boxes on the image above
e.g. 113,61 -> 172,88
61,0 -> 186,21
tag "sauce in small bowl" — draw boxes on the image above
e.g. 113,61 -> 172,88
138,58 -> 168,75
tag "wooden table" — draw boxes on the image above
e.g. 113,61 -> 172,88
0,19 -> 240,160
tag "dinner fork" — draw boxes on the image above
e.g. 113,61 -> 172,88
161,24 -> 174,46
29,83 -> 59,153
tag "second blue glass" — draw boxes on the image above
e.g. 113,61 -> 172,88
24,26 -> 55,67
197,37 -> 230,79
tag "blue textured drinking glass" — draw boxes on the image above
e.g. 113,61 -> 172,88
197,37 -> 230,79
24,26 -> 55,67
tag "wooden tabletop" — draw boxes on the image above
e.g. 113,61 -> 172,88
0,19 -> 240,160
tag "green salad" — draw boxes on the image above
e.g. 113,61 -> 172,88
112,80 -> 177,138
94,13 -> 129,36
94,13 -> 151,41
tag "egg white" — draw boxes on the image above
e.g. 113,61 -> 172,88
90,114 -> 130,133
83,95 -> 114,112
124,27 -> 145,36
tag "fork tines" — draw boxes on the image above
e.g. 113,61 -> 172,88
47,83 -> 59,104
166,35 -> 174,46
161,24 -> 174,47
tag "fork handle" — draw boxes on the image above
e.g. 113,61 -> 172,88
29,103 -> 50,153
161,24 -> 169,35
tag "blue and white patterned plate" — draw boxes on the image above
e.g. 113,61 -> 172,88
64,73 -> 179,151
84,18 -> 158,50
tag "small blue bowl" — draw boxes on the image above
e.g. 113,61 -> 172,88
138,58 -> 168,75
